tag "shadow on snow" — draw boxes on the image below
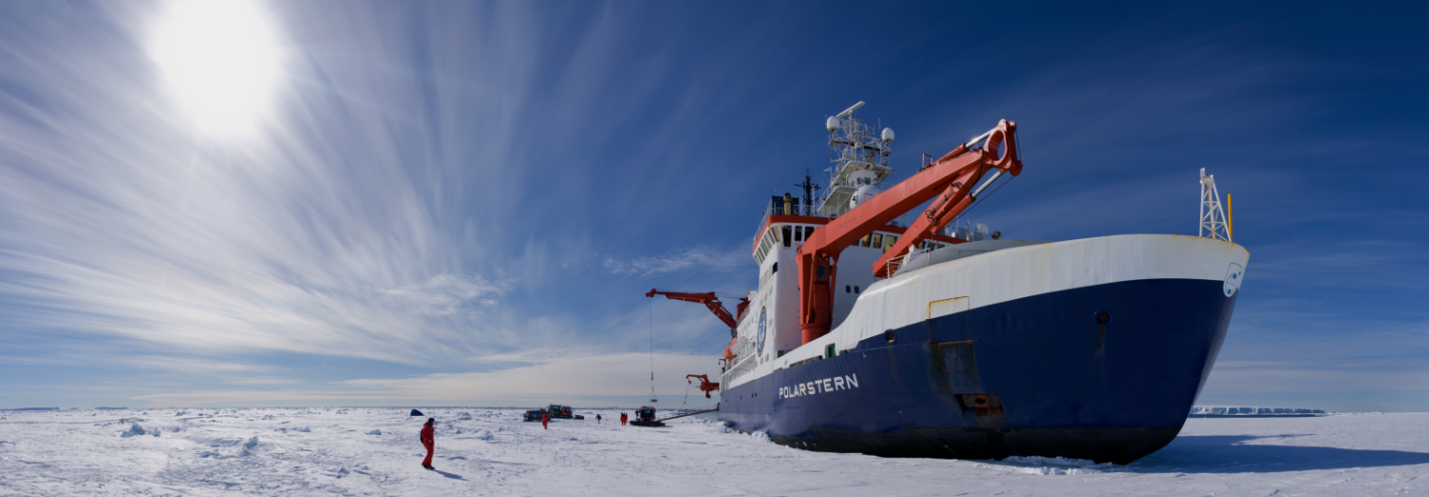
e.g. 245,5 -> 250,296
1128,435 -> 1429,473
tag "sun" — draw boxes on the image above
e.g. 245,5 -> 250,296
150,0 -> 284,137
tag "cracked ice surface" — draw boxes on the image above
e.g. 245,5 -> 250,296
0,408 -> 1427,496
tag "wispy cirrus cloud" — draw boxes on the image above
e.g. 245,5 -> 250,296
379,273 -> 511,316
0,2 -> 538,367
602,247 -> 747,277
131,351 -> 723,407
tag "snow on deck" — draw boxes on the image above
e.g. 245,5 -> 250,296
1,408 -> 1426,496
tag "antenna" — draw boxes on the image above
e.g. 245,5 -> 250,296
1199,168 -> 1231,242
817,101 -> 894,217
797,170 -> 820,216
836,101 -> 865,118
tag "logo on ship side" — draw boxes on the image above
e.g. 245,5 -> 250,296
779,374 -> 859,399
1224,263 -> 1244,297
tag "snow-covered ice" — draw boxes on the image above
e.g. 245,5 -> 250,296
1,408 -> 1426,496
1191,406 -> 1328,416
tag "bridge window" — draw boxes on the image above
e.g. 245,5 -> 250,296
794,226 -> 803,242
772,262 -> 778,274
882,235 -> 898,253
872,233 -> 883,248
782,226 -> 791,247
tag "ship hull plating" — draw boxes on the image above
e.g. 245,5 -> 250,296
718,278 -> 1236,464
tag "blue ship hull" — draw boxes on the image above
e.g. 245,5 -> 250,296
718,278 -> 1237,464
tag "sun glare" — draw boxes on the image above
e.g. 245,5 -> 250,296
151,0 -> 283,137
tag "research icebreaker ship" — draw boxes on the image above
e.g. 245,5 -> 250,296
657,102 -> 1247,464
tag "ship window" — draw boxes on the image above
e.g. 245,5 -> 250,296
817,265 -> 826,279
845,285 -> 851,293
782,226 -> 791,247
872,233 -> 883,248
794,226 -> 803,242
772,262 -> 777,274
862,234 -> 872,247
883,235 -> 897,253
803,226 -> 814,239
854,286 -> 860,293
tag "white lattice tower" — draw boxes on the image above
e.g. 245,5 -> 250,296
1199,168 -> 1230,241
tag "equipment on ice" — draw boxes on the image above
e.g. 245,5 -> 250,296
628,406 -> 665,427
546,405 -> 585,420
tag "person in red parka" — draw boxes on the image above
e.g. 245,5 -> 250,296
620,412 -> 628,426
541,413 -> 549,429
420,418 -> 436,470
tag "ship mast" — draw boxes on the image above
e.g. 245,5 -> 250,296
816,101 -> 895,217
796,170 -> 820,217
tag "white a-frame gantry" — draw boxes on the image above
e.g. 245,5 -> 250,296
1199,168 -> 1230,241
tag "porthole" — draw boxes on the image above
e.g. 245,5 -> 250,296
1094,310 -> 1113,325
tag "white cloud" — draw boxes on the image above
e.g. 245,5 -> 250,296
603,247 -> 747,277
0,3 -> 548,367
379,273 -> 511,316
131,351 -> 725,407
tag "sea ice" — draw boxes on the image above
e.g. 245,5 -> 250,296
1,407 -> 1426,496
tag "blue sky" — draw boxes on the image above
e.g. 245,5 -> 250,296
0,0 -> 1425,411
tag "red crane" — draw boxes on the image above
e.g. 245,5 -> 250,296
645,289 -> 749,360
796,119 -> 1023,344
686,374 -> 720,399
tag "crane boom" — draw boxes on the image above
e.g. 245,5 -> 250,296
644,289 -> 744,329
796,119 -> 1022,345
646,288 -> 748,361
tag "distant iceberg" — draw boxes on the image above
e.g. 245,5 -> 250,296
1190,406 -> 1328,417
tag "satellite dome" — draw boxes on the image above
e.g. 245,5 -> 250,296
881,127 -> 895,142
826,116 -> 840,132
849,184 -> 882,209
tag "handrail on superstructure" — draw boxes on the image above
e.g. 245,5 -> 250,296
794,119 -> 1023,345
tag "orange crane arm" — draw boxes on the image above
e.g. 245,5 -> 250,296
795,119 -> 1023,345
686,374 -> 720,399
644,289 -> 745,330
646,289 -> 747,361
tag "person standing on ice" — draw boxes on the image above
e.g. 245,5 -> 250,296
620,412 -> 628,426
596,414 -> 602,424
420,418 -> 436,470
541,413 -> 549,429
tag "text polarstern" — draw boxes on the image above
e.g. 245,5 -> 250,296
779,374 -> 859,399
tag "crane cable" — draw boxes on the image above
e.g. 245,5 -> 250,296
649,298 -> 656,402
